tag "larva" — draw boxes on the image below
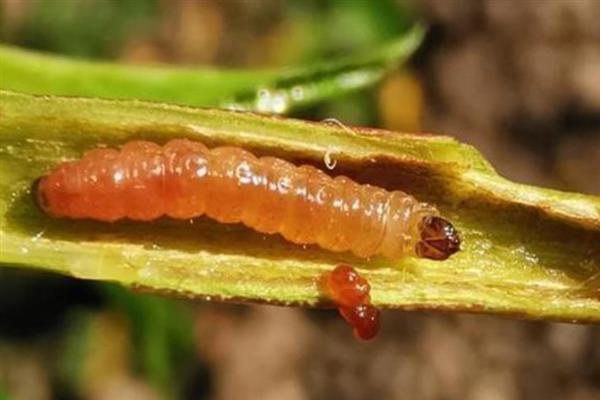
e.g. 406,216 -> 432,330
34,139 -> 460,260
325,264 -> 380,341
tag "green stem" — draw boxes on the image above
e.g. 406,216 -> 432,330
0,90 -> 599,322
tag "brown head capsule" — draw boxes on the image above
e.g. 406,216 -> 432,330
415,216 -> 461,260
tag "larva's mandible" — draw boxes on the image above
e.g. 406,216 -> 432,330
35,139 -> 460,260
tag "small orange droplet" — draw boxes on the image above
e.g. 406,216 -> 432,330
324,264 -> 381,341
339,304 -> 380,341
326,264 -> 370,308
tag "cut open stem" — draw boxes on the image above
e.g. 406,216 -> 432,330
0,90 -> 599,322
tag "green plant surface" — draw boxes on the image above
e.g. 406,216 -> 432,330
0,25 -> 423,114
1,90 -> 599,322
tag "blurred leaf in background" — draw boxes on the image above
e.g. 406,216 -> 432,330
58,286 -> 197,399
0,22 -> 424,116
285,0 -> 421,124
4,0 -> 160,58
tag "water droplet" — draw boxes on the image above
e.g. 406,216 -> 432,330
323,149 -> 338,170
271,94 -> 288,114
255,88 -> 289,114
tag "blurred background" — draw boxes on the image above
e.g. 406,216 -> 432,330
1,0 -> 599,399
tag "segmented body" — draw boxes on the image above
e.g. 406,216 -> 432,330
36,139 -> 438,260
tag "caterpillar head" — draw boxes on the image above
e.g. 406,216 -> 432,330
415,216 -> 461,260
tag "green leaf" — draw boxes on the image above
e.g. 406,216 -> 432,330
1,90 -> 599,322
0,25 -> 424,114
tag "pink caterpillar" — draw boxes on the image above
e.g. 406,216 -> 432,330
35,139 -> 460,260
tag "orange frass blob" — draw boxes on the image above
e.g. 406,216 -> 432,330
324,264 -> 381,341
326,264 -> 371,308
339,304 -> 381,341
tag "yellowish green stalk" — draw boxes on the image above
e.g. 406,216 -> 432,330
0,90 -> 598,322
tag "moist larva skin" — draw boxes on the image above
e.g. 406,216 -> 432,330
36,139 -> 458,260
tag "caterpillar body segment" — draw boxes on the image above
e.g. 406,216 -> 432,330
35,139 -> 460,261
